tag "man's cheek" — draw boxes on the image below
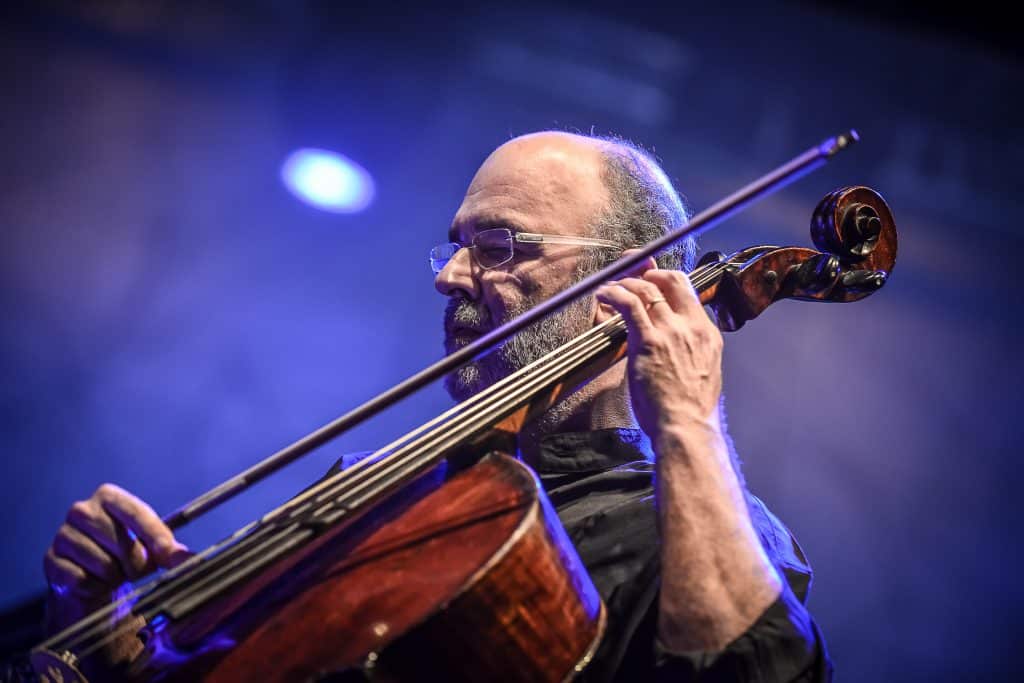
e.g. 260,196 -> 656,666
479,292 -> 512,325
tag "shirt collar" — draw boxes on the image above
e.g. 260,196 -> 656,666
531,428 -> 654,474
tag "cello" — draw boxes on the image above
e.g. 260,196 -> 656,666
29,133 -> 897,682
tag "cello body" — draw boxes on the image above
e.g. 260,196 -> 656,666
115,453 -> 604,682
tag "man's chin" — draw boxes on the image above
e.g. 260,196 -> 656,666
444,332 -> 483,357
443,370 -> 479,403
443,355 -> 509,403
443,339 -> 462,357
443,332 -> 477,402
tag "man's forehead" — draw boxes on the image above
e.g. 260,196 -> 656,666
451,134 -> 609,240
476,133 -> 607,186
447,211 -> 523,242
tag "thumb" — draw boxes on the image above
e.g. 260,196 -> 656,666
593,250 -> 659,325
163,541 -> 194,569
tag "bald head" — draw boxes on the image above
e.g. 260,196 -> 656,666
444,129 -> 692,298
483,131 -> 613,168
483,131 -> 617,171
461,132 -> 614,241
482,131 -> 695,273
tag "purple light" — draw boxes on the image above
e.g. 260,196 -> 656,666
281,148 -> 375,214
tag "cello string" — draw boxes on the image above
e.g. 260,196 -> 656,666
53,260 -> 730,656
275,258 -> 725,507
147,321 -> 624,612
70,323 -> 622,659
51,261 -> 731,657
216,260 -> 729,532
214,259 -> 722,533
135,262 -> 735,622
131,334 -> 620,640
55,261 -> 730,656
51,307 -> 626,655
159,259 -> 724,555
65,261 -> 733,658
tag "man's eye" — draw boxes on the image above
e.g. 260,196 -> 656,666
477,245 -> 509,265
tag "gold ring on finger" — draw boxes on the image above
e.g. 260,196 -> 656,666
645,297 -> 668,310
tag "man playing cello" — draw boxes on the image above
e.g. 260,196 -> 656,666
43,132 -> 831,681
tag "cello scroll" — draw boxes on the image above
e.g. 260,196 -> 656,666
699,186 -> 897,331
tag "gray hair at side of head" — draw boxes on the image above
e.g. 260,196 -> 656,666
578,135 -> 696,277
581,135 -> 749,490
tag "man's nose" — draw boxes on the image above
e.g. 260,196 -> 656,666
434,247 -> 480,300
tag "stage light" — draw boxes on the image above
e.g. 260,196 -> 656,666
281,148 -> 375,214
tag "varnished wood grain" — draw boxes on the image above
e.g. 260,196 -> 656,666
134,454 -> 603,682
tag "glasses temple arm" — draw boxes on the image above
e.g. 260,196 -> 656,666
515,233 -> 619,248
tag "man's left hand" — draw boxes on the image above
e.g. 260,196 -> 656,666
595,267 -> 724,441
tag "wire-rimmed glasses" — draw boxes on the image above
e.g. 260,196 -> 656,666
429,228 -> 620,274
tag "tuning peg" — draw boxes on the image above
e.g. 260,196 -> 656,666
840,269 -> 887,292
793,253 -> 840,293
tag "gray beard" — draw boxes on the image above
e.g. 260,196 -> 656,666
442,295 -> 593,405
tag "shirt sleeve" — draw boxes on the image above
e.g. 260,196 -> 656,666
650,494 -> 833,682
652,582 -> 832,682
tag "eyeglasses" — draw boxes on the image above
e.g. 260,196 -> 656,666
429,228 -> 620,275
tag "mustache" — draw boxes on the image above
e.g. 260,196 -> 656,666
444,297 -> 491,336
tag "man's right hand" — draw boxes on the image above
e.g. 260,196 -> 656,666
43,483 -> 191,634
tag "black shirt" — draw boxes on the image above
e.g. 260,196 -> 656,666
330,427 -> 833,682
530,429 -> 833,682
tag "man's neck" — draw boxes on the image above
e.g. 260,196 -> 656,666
517,364 -> 636,467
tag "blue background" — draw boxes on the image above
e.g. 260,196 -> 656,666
1,2 -> 1020,680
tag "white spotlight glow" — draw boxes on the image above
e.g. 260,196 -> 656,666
281,148 -> 375,214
